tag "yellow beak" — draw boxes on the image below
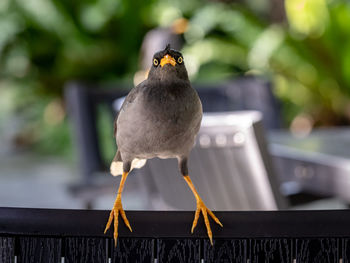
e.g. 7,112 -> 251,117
160,54 -> 176,67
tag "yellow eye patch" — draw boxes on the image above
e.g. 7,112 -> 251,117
153,59 -> 159,66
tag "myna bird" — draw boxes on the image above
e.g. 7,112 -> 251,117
104,44 -> 223,245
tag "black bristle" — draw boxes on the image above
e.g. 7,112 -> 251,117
165,44 -> 171,51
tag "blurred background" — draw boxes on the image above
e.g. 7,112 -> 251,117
1,0 -> 350,210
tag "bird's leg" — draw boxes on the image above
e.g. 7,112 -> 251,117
178,157 -> 222,244
104,171 -> 132,246
183,175 -> 223,245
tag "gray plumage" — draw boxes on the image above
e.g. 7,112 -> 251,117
110,45 -> 202,176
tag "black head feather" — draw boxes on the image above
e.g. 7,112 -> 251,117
148,46 -> 189,82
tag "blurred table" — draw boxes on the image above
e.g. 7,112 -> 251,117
268,127 -> 350,202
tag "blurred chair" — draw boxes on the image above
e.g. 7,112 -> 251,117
64,77 -> 285,209
145,111 -> 287,210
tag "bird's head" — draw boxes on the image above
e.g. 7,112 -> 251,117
148,44 -> 189,82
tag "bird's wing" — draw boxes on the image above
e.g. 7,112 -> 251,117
111,82 -> 147,176
113,114 -> 118,137
119,82 -> 145,111
113,82 -> 146,137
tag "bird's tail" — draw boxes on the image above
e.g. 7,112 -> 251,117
110,152 -> 147,176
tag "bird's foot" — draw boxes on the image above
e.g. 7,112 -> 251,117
104,196 -> 132,246
191,198 -> 223,245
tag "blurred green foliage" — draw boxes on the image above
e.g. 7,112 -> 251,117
1,0 -> 350,156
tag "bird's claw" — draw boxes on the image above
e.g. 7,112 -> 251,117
104,197 -> 132,246
191,198 -> 223,245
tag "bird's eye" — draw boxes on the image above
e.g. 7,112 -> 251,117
177,57 -> 183,64
153,58 -> 159,66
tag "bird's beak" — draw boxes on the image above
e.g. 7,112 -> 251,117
160,54 -> 176,67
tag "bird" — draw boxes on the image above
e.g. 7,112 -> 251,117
104,44 -> 223,245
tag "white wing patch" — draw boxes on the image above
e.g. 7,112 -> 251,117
110,158 -> 147,176
110,161 -> 123,176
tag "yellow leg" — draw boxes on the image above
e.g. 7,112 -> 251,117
184,175 -> 223,245
104,171 -> 132,246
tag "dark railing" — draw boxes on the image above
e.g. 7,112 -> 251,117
1,207 -> 350,262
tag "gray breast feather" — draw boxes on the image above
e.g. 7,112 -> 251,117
115,80 -> 202,162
